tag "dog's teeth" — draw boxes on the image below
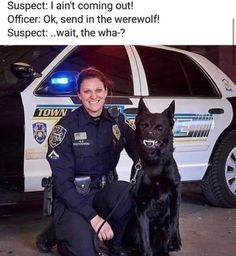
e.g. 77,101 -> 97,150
143,140 -> 161,147
143,140 -> 155,146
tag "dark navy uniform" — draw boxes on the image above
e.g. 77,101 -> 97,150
47,105 -> 136,256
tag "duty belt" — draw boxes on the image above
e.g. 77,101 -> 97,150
91,171 -> 116,189
74,171 -> 116,194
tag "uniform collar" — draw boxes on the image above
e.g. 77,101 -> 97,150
77,106 -> 113,126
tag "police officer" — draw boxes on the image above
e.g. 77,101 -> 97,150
46,67 -> 136,256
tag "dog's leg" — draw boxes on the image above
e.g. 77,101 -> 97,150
138,212 -> 153,256
168,183 -> 181,251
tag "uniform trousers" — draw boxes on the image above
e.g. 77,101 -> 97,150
54,181 -> 133,256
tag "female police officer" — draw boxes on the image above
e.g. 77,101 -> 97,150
47,67 -> 136,256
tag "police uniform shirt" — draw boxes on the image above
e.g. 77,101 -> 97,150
47,105 -> 136,221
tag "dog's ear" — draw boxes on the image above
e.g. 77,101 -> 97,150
137,97 -> 150,116
163,100 -> 175,128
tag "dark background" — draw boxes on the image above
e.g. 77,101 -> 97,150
174,46 -> 236,83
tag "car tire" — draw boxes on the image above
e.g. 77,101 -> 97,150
201,130 -> 236,208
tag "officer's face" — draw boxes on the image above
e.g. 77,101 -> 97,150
78,78 -> 108,117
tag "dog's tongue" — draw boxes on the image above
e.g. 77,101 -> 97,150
143,139 -> 161,148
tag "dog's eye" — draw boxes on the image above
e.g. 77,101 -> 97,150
140,122 -> 149,129
156,125 -> 163,131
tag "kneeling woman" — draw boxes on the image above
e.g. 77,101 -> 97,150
47,67 -> 136,256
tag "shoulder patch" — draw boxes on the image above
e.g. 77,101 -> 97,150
49,125 -> 67,148
125,118 -> 136,130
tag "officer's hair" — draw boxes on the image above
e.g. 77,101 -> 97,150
77,67 -> 113,92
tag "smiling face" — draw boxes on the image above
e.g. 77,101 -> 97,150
78,77 -> 108,117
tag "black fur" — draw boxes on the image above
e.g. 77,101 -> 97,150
125,98 -> 181,256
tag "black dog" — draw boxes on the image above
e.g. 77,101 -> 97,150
125,98 -> 181,256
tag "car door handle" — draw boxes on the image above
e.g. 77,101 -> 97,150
208,108 -> 224,114
124,108 -> 138,115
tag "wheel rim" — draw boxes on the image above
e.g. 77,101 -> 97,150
225,147 -> 236,196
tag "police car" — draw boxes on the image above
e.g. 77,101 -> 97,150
1,45 -> 236,208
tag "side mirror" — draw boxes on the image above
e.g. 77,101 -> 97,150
36,71 -> 79,95
11,62 -> 42,79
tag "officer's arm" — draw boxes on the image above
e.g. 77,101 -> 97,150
119,115 -> 137,161
47,124 -> 97,221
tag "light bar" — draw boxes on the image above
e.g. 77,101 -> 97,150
51,77 -> 69,85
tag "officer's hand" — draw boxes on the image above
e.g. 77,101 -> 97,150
90,215 -> 114,241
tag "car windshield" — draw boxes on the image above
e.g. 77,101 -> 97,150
0,46 -> 66,96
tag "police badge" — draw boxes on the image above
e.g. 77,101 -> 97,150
49,125 -> 67,148
112,124 -> 121,141
33,122 -> 47,144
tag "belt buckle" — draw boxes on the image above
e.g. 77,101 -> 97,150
100,175 -> 107,188
107,172 -> 114,183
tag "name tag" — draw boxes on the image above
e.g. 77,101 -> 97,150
74,132 -> 87,140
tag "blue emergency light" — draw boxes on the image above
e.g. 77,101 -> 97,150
48,71 -> 79,94
51,77 -> 69,85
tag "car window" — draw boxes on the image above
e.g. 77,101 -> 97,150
135,46 -> 218,97
0,46 -> 65,96
181,56 -> 219,97
35,45 -> 133,97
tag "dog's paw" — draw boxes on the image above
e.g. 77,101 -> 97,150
168,238 -> 181,251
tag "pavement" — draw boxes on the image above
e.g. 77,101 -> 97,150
0,183 -> 236,256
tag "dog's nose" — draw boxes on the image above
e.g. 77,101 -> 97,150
148,131 -> 157,138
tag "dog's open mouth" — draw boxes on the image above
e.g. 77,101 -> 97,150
143,139 -> 162,148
